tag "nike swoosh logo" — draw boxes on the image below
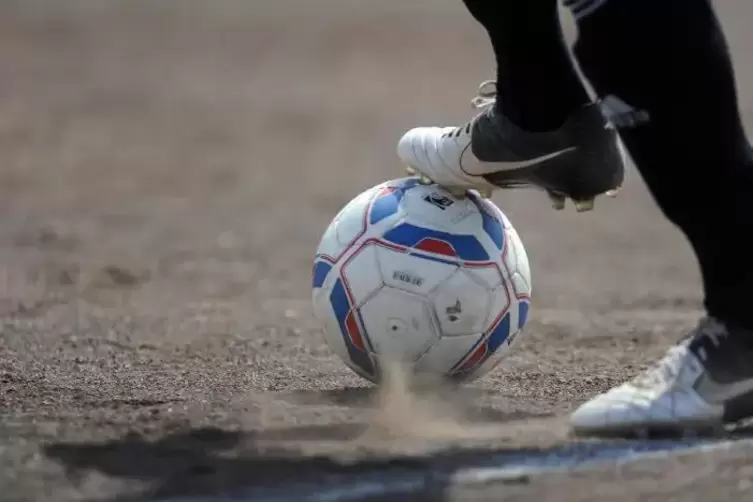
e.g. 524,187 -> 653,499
694,374 -> 753,404
461,145 -> 578,176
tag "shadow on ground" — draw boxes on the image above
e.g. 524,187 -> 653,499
43,422 -> 753,501
43,426 -> 532,501
41,386 -> 553,500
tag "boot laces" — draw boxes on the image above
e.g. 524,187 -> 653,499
444,81 -> 497,138
470,80 -> 497,110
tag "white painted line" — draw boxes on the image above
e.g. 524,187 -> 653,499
158,437 -> 753,502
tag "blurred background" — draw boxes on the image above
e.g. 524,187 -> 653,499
7,0 -> 750,316
1,1 -> 753,500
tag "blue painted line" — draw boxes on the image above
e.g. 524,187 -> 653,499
155,437 -> 753,502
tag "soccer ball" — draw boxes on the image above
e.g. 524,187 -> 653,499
311,178 -> 531,384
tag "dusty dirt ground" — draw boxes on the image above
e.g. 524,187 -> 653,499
2,1 -> 753,501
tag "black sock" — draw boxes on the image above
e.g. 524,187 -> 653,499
461,0 -> 590,132
573,0 -> 753,329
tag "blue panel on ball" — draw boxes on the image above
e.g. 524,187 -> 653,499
369,189 -> 401,225
329,279 -> 375,377
383,223 -> 489,262
518,300 -> 530,330
408,251 -> 458,266
312,261 -> 332,288
486,313 -> 512,352
369,178 -> 421,225
469,193 -> 505,250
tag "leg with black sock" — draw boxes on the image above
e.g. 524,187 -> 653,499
574,0 -> 753,330
461,0 -> 589,132
569,0 -> 753,435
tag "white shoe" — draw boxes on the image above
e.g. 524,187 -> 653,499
570,317 -> 753,436
396,81 -> 626,211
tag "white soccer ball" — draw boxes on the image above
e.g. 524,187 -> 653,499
311,178 -> 532,384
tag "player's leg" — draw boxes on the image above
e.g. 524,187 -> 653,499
461,0 -> 588,131
396,0 -> 625,210
568,0 -> 753,435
